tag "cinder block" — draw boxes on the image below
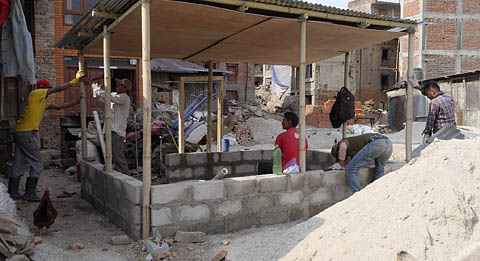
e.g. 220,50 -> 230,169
242,150 -> 262,161
225,177 -> 256,198
332,186 -> 352,202
235,164 -> 256,175
190,218 -> 225,235
246,196 -> 274,212
307,171 -> 323,188
151,182 -> 192,205
288,174 -> 305,190
259,209 -> 288,226
309,188 -> 333,205
226,213 -> 257,233
174,231 -> 206,243
124,223 -> 142,241
122,201 -> 142,225
165,153 -> 181,167
309,203 -> 334,216
192,181 -> 225,201
279,191 -> 304,206
177,204 -> 211,222
123,179 -> 143,204
193,167 -> 206,179
105,171 -> 124,196
216,199 -> 242,217
186,153 -> 208,165
322,171 -> 347,186
288,207 -> 306,221
262,150 -> 273,160
152,225 -> 191,238
112,174 -> 131,199
220,151 -> 241,162
151,207 -> 173,226
166,169 -> 182,181
105,205 -> 125,228
184,168 -> 193,179
257,175 -> 287,193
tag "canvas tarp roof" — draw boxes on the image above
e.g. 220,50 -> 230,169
80,0 -> 407,65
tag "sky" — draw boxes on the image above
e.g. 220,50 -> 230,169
305,0 -> 399,9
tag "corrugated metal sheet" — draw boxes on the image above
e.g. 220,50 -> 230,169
56,0 -> 416,50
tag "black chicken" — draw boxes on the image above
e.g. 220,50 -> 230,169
33,188 -> 57,235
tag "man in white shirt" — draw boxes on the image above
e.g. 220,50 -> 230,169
92,78 -> 132,174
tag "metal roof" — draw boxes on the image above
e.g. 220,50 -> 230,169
421,70 -> 480,82
56,0 -> 417,51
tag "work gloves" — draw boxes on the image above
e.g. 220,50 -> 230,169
69,70 -> 86,86
422,133 -> 432,144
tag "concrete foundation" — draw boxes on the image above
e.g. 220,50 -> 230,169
81,150 -> 404,240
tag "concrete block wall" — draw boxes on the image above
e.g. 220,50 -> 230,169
80,161 -> 143,240
151,168 -> 375,237
165,150 -> 337,182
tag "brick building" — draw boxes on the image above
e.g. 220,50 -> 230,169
399,0 -> 480,79
2,0 -> 255,150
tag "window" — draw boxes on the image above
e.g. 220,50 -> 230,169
381,48 -> 389,61
381,75 -> 389,90
306,64 -> 313,79
226,64 -> 238,83
64,0 -> 101,25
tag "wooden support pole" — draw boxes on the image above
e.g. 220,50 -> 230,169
179,78 -> 185,153
103,25 -> 112,172
141,0 -> 152,240
298,14 -> 307,173
217,78 -> 224,152
406,29 -> 415,162
207,62 -> 213,153
78,51 -> 87,160
342,52 -> 350,139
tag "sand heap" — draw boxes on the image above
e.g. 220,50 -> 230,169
283,139 -> 480,261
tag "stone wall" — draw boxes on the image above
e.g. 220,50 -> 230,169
164,150 -> 336,183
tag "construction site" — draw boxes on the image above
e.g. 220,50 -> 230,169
1,0 -> 480,260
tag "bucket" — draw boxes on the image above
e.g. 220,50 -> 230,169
221,138 -> 230,152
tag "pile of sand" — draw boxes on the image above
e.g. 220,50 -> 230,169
283,139 -> 480,260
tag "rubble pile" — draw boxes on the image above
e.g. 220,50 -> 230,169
234,124 -> 254,146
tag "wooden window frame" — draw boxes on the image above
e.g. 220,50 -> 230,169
63,0 -> 87,26
226,63 -> 238,84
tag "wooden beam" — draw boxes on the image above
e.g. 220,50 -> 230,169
217,77 -> 224,152
141,0 -> 152,240
103,25 -> 112,172
78,31 -> 96,38
91,10 -> 119,19
405,29 -> 415,161
298,14 -> 307,173
78,51 -> 88,160
179,77 -> 185,153
207,62 -> 213,153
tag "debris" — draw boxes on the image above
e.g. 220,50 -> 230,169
110,235 -> 132,245
5,254 -> 29,261
29,252 -> 45,261
33,237 -> 42,245
102,248 -> 109,251
396,250 -> 416,261
144,239 -> 169,259
174,231 -> 206,243
0,216 -> 18,235
171,251 -> 177,257
186,247 -> 194,251
234,124 -> 254,146
145,253 -> 153,261
222,240 -> 230,245
70,243 -> 84,250
164,238 -> 174,245
212,250 -> 227,261
56,191 -> 76,199
154,231 -> 162,244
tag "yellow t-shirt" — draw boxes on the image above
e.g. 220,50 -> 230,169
15,89 -> 51,132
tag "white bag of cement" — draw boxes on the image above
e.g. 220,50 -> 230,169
75,140 -> 101,163
349,124 -> 376,135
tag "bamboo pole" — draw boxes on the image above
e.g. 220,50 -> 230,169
103,25 -> 112,172
406,29 -> 415,162
342,52 -> 350,139
298,14 -> 307,173
141,0 -> 152,240
179,78 -> 185,153
78,51 -> 87,160
217,78 -> 224,152
207,62 -> 213,153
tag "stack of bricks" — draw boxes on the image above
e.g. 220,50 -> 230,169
234,124 -> 254,145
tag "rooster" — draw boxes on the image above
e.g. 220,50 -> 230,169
33,188 -> 57,236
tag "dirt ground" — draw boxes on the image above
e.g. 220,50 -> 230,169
1,115 -> 419,260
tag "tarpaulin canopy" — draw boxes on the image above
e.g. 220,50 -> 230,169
57,0 -> 414,65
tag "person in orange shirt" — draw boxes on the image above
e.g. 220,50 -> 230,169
8,71 -> 85,201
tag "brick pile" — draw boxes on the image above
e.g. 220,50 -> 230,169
234,124 -> 254,145
306,100 -> 369,128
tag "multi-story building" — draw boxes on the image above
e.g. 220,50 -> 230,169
399,0 -> 480,79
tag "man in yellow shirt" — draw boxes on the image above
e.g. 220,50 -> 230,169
8,71 -> 85,201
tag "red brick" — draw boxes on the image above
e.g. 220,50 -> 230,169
426,0 -> 457,13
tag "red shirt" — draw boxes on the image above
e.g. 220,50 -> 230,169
275,128 -> 308,170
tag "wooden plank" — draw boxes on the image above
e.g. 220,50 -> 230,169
92,111 -> 106,163
179,77 -> 185,153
